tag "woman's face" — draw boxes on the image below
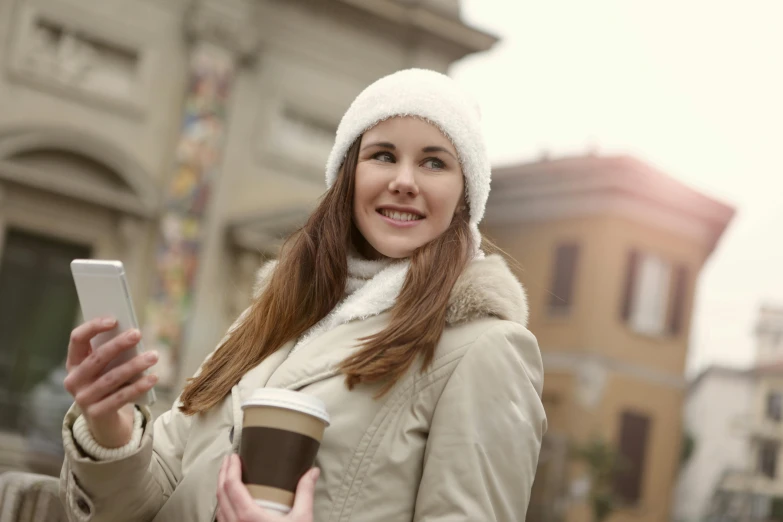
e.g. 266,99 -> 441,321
353,116 -> 465,259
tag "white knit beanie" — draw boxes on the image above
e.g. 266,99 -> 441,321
325,68 -> 490,252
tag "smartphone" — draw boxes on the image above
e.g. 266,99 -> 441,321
70,259 -> 156,406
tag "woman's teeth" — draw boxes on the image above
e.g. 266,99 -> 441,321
379,209 -> 423,222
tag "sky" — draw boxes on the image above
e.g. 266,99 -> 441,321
451,0 -> 783,376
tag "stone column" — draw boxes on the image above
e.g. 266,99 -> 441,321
142,0 -> 260,388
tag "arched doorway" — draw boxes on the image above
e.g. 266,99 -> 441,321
0,125 -> 158,474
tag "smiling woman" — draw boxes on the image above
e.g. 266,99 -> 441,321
58,69 -> 546,522
353,117 -> 466,259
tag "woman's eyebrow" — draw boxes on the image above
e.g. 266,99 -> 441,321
423,146 -> 457,160
361,141 -> 395,151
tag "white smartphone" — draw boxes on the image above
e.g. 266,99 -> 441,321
70,259 -> 156,406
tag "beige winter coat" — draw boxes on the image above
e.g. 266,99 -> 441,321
59,255 -> 547,521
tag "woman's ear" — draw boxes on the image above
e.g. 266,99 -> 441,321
454,198 -> 468,216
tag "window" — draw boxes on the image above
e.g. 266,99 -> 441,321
759,440 -> 779,479
629,253 -> 671,335
614,411 -> 651,504
548,243 -> 580,315
767,392 -> 783,422
620,249 -> 689,337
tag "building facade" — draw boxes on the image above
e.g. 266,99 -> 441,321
673,366 -> 756,522
696,305 -> 783,522
483,155 -> 735,522
0,0 -> 495,474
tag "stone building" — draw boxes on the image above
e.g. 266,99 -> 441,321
0,0 -> 495,473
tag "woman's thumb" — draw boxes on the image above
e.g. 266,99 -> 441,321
290,468 -> 320,517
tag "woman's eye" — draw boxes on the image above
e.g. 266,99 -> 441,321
373,152 -> 395,163
423,158 -> 446,170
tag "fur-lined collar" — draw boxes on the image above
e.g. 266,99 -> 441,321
253,254 -> 528,327
445,255 -> 528,326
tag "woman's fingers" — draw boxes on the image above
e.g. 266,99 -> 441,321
224,454 -> 261,521
290,467 -> 320,519
217,504 -> 233,522
65,317 -> 117,371
74,351 -> 158,407
217,456 -> 238,522
64,328 -> 141,397
82,373 -> 158,419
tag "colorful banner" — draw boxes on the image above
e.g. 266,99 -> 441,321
143,43 -> 235,387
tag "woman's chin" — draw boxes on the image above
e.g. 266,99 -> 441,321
367,242 -> 419,260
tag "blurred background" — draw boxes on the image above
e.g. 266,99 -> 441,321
0,0 -> 780,521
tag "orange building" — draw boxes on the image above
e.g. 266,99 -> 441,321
483,155 -> 734,522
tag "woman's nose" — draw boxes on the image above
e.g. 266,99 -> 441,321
388,165 -> 419,197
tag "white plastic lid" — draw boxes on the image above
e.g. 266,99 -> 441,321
241,388 -> 330,426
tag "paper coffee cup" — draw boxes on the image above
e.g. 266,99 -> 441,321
240,388 -> 330,513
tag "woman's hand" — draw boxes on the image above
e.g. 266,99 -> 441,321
217,454 -> 319,522
63,317 -> 158,448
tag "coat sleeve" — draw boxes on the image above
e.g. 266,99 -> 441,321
413,321 -> 548,522
58,305 -> 256,522
59,396 -> 192,522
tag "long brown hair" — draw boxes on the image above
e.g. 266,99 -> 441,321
179,138 -> 474,415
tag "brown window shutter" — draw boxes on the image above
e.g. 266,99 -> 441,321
759,440 -> 779,478
620,250 -> 640,322
548,243 -> 580,312
614,411 -> 650,504
667,264 -> 688,335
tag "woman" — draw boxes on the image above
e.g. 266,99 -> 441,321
59,69 -> 547,522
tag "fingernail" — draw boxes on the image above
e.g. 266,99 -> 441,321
102,317 -> 116,327
127,329 -> 140,341
145,350 -> 159,362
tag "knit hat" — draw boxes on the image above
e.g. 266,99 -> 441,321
325,68 -> 490,252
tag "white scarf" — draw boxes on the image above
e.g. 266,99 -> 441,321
289,254 -> 410,356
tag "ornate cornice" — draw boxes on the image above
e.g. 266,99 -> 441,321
292,0 -> 497,60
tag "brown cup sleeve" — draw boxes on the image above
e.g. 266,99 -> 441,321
240,426 -> 321,494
